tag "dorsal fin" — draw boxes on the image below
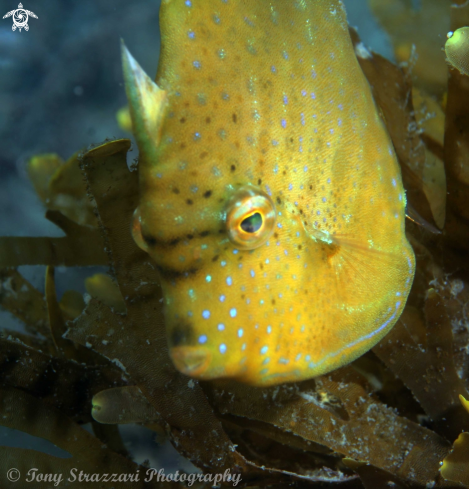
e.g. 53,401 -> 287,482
121,41 -> 168,173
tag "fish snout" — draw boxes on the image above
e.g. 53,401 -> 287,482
170,346 -> 212,377
168,320 -> 212,377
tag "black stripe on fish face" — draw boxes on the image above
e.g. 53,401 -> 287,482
168,320 -> 196,348
155,264 -> 200,282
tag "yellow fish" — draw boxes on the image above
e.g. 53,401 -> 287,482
122,0 -> 415,386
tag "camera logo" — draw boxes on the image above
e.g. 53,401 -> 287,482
3,3 -> 38,32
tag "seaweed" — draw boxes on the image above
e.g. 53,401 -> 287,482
27,152 -> 98,228
1,1 -> 469,488
0,211 -> 108,268
367,0 -> 450,96
0,388 -> 183,488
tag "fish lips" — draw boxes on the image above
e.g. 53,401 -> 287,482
170,346 -> 212,378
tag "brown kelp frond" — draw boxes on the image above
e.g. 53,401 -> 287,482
0,387 -> 182,489
350,28 -> 442,231
28,152 -> 98,227
91,386 -> 161,425
411,88 -> 447,229
0,338 -> 127,422
0,268 -> 51,339
373,286 -> 469,440
84,273 -> 126,314
44,264 -> 115,365
0,210 -> 108,267
204,368 -> 449,487
443,2 -> 469,260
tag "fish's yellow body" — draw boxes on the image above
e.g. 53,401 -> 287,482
123,0 -> 415,386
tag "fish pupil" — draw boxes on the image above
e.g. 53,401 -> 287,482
240,212 -> 263,233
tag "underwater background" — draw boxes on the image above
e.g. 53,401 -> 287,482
1,0 -> 468,487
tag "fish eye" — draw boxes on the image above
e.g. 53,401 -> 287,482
240,212 -> 263,233
225,186 -> 276,249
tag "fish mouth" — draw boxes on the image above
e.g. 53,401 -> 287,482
170,346 -> 211,377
